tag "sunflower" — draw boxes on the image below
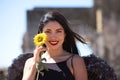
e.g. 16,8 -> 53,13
33,33 -> 47,47
33,33 -> 47,78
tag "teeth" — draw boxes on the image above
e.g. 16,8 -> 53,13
50,41 -> 57,44
50,41 -> 58,44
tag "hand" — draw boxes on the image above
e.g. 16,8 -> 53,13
33,46 -> 47,63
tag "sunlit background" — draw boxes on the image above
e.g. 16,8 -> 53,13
1,0 -> 120,79
0,0 -> 93,68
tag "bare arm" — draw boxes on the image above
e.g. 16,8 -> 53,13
22,46 -> 47,80
22,57 -> 37,80
72,55 -> 88,80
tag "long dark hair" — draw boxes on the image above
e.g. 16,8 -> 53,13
38,11 -> 86,55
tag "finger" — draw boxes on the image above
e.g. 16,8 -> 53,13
33,46 -> 47,62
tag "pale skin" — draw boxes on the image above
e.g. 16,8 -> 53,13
22,21 -> 88,80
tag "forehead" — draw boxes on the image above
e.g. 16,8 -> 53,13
43,21 -> 63,30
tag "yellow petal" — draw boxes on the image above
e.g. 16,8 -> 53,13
33,33 -> 47,47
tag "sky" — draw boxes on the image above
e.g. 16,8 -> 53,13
0,0 -> 93,68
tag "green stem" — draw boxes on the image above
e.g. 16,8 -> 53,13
36,45 -> 46,80
36,70 -> 40,80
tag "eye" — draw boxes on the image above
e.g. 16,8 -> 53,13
57,30 -> 62,33
44,30 -> 51,33
56,28 -> 64,33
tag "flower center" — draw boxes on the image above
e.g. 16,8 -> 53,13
38,37 -> 43,42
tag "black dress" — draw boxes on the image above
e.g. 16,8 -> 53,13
38,56 -> 74,80
7,53 -> 117,80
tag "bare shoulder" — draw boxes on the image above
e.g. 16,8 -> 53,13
72,55 -> 84,64
25,57 -> 33,63
72,54 -> 86,69
72,54 -> 88,80
23,57 -> 36,72
24,57 -> 35,66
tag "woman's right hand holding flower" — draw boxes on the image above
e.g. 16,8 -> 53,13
33,46 -> 47,63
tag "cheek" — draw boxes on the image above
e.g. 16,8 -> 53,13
59,34 -> 65,43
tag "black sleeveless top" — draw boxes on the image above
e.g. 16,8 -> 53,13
37,55 -> 74,80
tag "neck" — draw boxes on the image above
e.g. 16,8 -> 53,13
46,48 -> 65,57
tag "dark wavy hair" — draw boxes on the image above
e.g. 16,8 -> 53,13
38,11 -> 86,54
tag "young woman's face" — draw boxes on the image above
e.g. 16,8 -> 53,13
42,21 -> 66,50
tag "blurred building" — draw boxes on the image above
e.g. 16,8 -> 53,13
22,0 -> 120,79
22,8 -> 96,53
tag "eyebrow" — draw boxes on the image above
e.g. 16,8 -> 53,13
45,28 -> 64,31
56,28 -> 64,30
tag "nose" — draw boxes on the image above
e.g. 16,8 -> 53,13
49,33 -> 57,39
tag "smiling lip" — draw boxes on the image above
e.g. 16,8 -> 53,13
49,41 -> 58,46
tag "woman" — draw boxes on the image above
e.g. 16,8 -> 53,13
22,11 -> 88,80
